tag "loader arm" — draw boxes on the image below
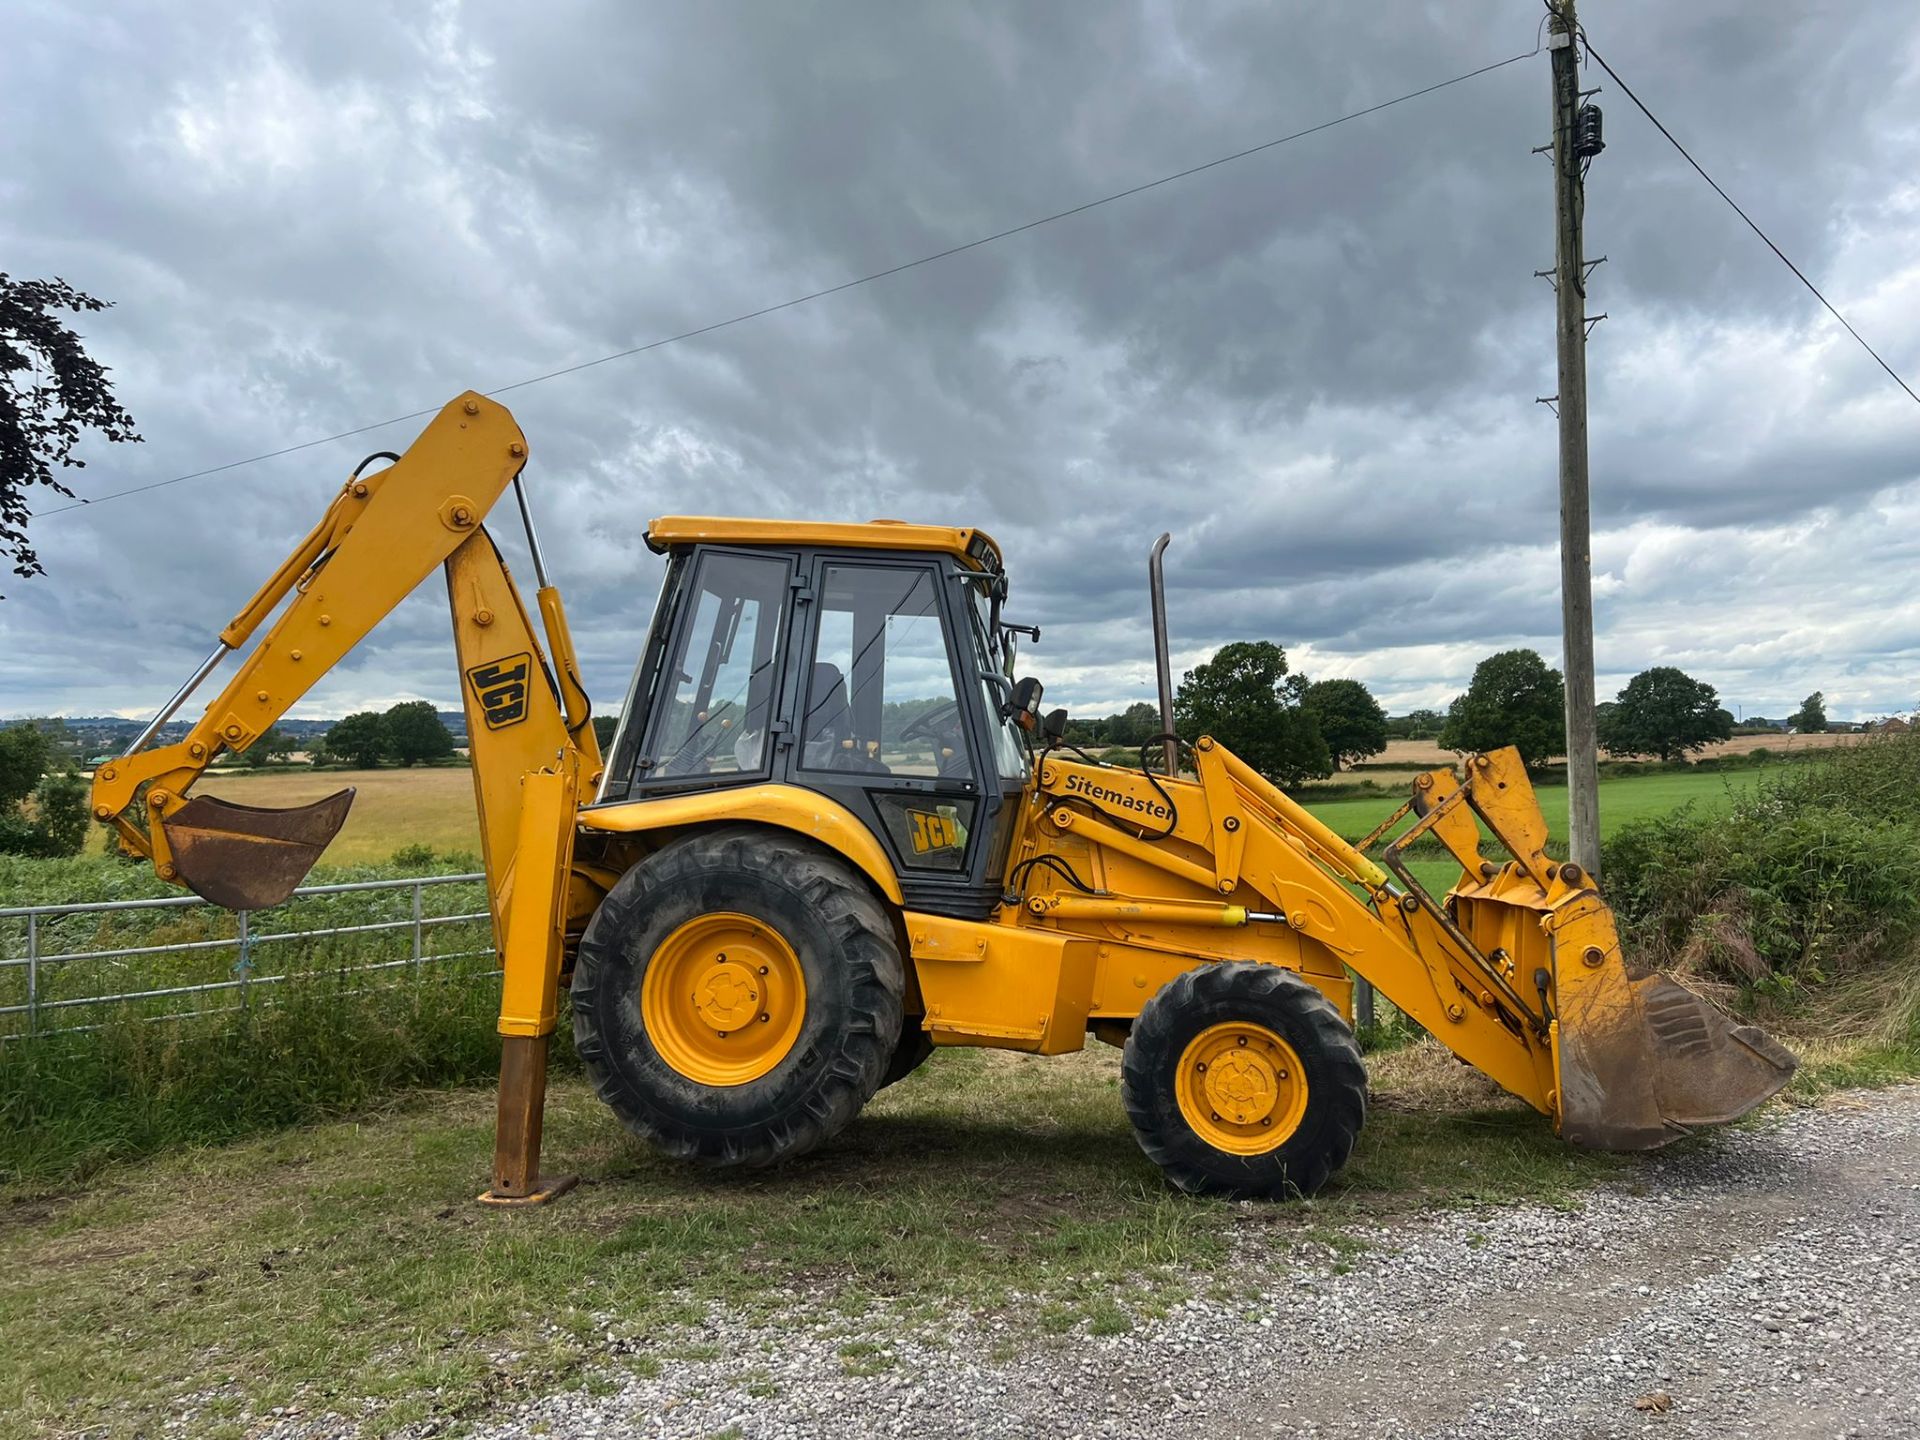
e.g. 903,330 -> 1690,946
1022,738 -> 1795,1149
90,391 -> 602,916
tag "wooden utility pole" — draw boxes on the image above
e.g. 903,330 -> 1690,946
1548,0 -> 1602,877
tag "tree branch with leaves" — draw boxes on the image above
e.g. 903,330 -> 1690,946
1,273 -> 142,587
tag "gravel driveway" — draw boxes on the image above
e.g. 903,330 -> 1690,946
458,1086 -> 1920,1440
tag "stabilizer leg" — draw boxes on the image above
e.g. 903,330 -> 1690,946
480,1034 -> 577,1205
477,768 -> 581,1206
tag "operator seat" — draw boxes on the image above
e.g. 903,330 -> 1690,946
802,662 -> 888,773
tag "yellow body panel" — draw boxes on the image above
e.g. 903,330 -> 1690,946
577,786 -> 906,905
497,768 -> 579,1038
647,515 -> 1000,569
903,912 -> 1096,1053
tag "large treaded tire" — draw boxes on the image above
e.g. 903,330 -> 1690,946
570,826 -> 905,1168
1121,963 -> 1367,1199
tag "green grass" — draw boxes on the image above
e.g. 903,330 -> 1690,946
1301,765 -> 1761,852
0,965 -> 508,1184
0,1044 -> 1622,1439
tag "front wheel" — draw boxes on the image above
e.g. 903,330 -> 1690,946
1121,963 -> 1367,1199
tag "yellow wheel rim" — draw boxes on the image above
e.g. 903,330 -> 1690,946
640,912 -> 806,1086
1175,1021 -> 1309,1155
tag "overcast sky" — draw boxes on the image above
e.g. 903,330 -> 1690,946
4,1 -> 1917,726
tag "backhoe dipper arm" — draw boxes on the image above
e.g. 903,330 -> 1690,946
89,393 -> 559,899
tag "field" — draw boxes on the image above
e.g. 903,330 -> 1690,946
75,749 -> 1785,871
84,766 -> 485,865
1291,730 -> 1860,797
1305,764 -> 1757,852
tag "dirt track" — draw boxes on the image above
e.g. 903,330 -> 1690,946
451,1085 -> 1920,1439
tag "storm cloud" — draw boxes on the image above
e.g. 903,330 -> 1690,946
3,0 -> 1916,724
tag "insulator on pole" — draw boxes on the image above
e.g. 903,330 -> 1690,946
1574,104 -> 1605,160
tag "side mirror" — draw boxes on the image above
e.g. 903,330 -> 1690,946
1002,675 -> 1044,730
1041,708 -> 1069,742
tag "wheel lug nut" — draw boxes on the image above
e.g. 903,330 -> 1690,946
759,1012 -> 770,1023
1261,1117 -> 1272,1126
1195,1062 -> 1207,1073
758,966 -> 768,975
1237,1036 -> 1248,1046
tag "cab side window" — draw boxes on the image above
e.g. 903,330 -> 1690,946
640,552 -> 789,780
801,565 -> 974,781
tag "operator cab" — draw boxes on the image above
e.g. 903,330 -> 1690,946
598,518 -> 1040,919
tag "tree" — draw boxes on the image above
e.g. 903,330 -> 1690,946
1597,667 -> 1733,762
1440,649 -> 1565,770
238,727 -> 296,768
28,772 -> 87,857
1106,701 -> 1162,747
1403,708 -> 1444,740
326,711 -> 389,769
1789,692 -> 1827,733
383,701 -> 455,766
0,722 -> 86,857
2,274 -> 143,585
1174,641 -> 1331,787
591,715 -> 619,750
1301,679 -> 1388,769
0,722 -> 49,807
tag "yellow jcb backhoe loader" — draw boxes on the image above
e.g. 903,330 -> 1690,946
91,394 -> 1796,1203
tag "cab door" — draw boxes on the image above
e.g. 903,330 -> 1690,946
784,555 -> 1002,917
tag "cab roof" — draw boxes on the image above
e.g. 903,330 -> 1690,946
646,516 -> 1001,570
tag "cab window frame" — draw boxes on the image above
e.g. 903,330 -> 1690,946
792,556 -> 979,795
628,545 -> 795,796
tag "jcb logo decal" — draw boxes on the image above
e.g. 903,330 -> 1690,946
907,808 -> 961,854
466,653 -> 531,729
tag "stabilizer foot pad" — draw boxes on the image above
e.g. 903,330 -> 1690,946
476,1174 -> 579,1207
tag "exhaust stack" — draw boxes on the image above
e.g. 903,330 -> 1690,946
1149,533 -> 1175,776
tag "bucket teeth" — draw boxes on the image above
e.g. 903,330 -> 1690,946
161,788 -> 355,911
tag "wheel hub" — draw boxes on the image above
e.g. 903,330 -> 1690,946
693,960 -> 761,1032
1175,1021 -> 1309,1154
641,912 -> 807,1086
1203,1049 -> 1278,1125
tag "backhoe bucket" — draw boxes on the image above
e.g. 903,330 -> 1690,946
161,789 -> 354,911
1401,749 -> 1797,1151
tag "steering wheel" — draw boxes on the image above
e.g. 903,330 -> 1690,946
900,700 -> 964,746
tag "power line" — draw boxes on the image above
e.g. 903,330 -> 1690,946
38,45 -> 1538,518
1580,35 -> 1920,408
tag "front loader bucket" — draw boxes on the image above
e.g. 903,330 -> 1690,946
1555,959 -> 1798,1150
1394,748 -> 1797,1152
161,789 -> 354,911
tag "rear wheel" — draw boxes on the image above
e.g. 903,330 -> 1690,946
571,826 -> 904,1168
1121,962 -> 1366,1199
